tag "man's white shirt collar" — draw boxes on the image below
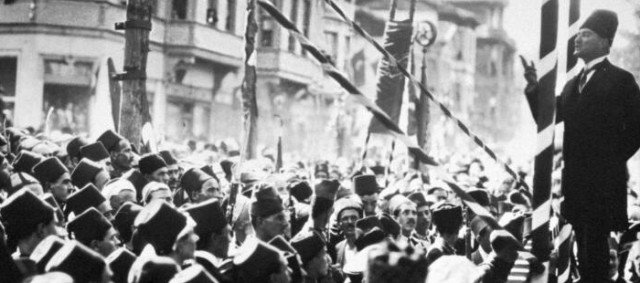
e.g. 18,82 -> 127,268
584,55 -> 607,72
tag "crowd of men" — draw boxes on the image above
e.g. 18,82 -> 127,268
0,124 -> 554,283
0,121 -> 635,283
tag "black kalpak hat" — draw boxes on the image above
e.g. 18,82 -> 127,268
353,175 -> 380,196
158,150 -> 178,166
12,150 -> 44,173
112,201 -> 143,244
106,248 -> 137,283
67,207 -> 112,247
181,167 -> 214,194
0,189 -> 54,246
407,191 -> 429,209
71,158 -> 103,189
289,180 -> 312,202
123,169 -> 148,203
134,200 -> 191,255
45,241 -> 107,283
170,265 -> 218,283
250,182 -> 284,218
139,153 -> 167,175
97,130 -> 126,152
232,238 -> 283,282
183,198 -> 227,248
431,202 -> 463,232
467,188 -> 490,208
355,226 -> 386,251
64,183 -> 106,217
33,157 -> 68,184
581,9 -> 618,44
80,142 -> 110,162
291,232 -> 326,265
29,235 -> 65,273
66,136 -> 90,160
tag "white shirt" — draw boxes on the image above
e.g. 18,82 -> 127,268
581,55 -> 608,86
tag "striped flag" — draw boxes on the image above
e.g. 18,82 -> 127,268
553,1 -> 580,281
531,0 -> 559,281
256,0 -> 437,166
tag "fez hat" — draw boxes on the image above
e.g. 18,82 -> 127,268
232,238 -> 283,281
8,172 -> 39,195
407,191 -> 429,209
355,214 -> 400,238
158,150 -> 178,166
170,265 -> 217,283
250,182 -> 284,218
106,248 -> 137,283
333,196 -> 363,221
369,165 -> 386,176
289,180 -> 313,202
124,169 -> 148,203
314,161 -> 329,177
388,194 -> 414,215
353,175 -> 380,196
193,250 -> 227,282
219,159 -> 234,181
432,202 -> 463,231
80,142 -> 110,162
64,184 -> 106,217
139,153 -> 167,175
268,235 -> 297,255
581,9 -> 618,44
66,136 -> 90,160
29,235 -> 65,273
355,227 -> 386,251
129,249 -> 180,283
315,179 -> 340,201
67,207 -> 112,246
33,157 -> 68,184
0,189 -> 54,247
71,158 -> 103,188
41,192 -> 65,224
112,201 -> 143,244
181,167 -> 214,193
291,232 -> 326,265
45,241 -> 107,283
134,200 -> 193,255
12,150 -> 44,173
200,165 -> 220,182
97,130 -> 126,152
183,198 -> 227,247
490,229 -> 524,252
508,191 -> 529,207
467,188 -> 491,207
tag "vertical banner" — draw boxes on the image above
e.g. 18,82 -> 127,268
531,0 -> 559,281
241,0 -> 259,161
368,20 -> 413,133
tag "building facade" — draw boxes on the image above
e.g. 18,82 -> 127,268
0,0 -> 357,159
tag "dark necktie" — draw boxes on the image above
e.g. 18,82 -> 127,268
579,68 -> 594,93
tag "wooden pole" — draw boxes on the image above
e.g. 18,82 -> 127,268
115,0 -> 153,152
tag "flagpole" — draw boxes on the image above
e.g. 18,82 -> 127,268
531,0 -> 559,281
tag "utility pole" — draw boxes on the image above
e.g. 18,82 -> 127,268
241,0 -> 259,160
114,0 -> 153,152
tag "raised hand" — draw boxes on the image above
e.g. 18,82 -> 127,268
520,55 -> 538,95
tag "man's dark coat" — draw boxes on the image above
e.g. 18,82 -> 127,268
526,59 -> 640,231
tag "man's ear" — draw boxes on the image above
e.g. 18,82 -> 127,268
90,239 -> 101,251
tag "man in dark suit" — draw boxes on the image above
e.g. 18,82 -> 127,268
523,10 -> 640,282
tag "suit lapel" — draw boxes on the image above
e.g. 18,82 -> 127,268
580,59 -> 610,96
